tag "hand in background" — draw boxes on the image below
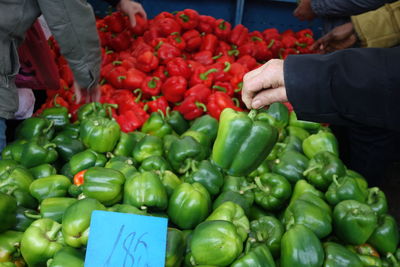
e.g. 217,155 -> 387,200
73,81 -> 101,103
242,59 -> 287,110
311,22 -> 357,53
293,0 -> 316,21
117,0 -> 147,27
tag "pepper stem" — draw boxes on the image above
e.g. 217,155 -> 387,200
199,68 -> 218,80
212,85 -> 226,92
180,160 -> 193,174
157,109 -> 165,119
195,102 -> 207,112
133,88 -> 143,103
223,62 -> 232,72
247,109 -> 258,120
332,175 -> 340,187
302,165 -> 320,177
232,98 -> 240,107
24,210 -> 41,219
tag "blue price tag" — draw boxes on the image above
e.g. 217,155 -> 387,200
85,210 -> 168,267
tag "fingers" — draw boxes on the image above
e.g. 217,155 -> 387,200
128,12 -> 137,28
136,4 -> 147,20
89,85 -> 101,103
251,86 -> 288,109
73,81 -> 82,104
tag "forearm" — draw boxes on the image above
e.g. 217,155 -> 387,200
311,0 -> 389,17
284,47 -> 400,132
37,0 -> 101,89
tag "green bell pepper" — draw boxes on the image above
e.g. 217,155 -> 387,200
107,204 -> 147,216
132,135 -> 164,164
258,102 -> 289,129
368,214 -> 399,254
158,170 -> 182,197
286,125 -> 310,141
333,199 -> 378,245
47,247 -> 84,267
80,117 -> 121,153
247,216 -> 284,258
188,114 -> 219,143
206,201 -> 249,242
302,130 -> 339,159
289,179 -> 324,205
58,123 -> 80,139
66,148 -> 107,176
1,140 -> 28,163
29,175 -> 71,202
77,102 -> 117,122
19,137 -> 58,168
167,182 -> 211,230
20,218 -> 64,267
141,110 -> 173,137
247,158 -> 270,179
221,176 -> 255,207
212,191 -> 252,217
39,197 -> 77,223
0,230 -> 23,264
105,158 -> 137,180
190,220 -> 243,266
163,134 -> 180,156
231,244 -> 275,267
166,228 -> 185,267
212,108 -> 278,176
254,172 -> 292,211
167,136 -> 206,174
0,193 -> 17,233
183,160 -> 224,197
350,244 -> 383,267
40,104 -> 70,130
271,150 -> 309,183
303,151 -> 346,190
28,163 -> 57,179
52,132 -> 85,162
123,171 -> 167,211
289,111 -> 321,133
15,117 -> 54,140
139,155 -> 172,172
112,132 -> 137,157
323,242 -> 363,267
0,160 -> 36,208
165,108 -> 190,135
367,187 -> 389,216
13,206 -> 35,231
280,224 -> 324,267
181,130 -> 212,158
325,176 -> 368,206
247,205 -> 273,221
81,167 -> 125,205
62,198 -> 106,248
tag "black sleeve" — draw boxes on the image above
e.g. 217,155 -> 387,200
103,0 -> 120,7
284,46 -> 400,132
311,0 -> 392,17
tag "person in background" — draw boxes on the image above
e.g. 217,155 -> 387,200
0,0 -> 146,154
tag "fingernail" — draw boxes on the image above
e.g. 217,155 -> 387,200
252,100 -> 261,109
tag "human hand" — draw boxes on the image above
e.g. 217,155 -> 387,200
73,81 -> 101,104
242,59 -> 287,110
311,22 -> 357,53
293,0 -> 316,21
117,0 -> 147,28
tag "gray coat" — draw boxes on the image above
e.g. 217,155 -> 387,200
0,0 -> 101,119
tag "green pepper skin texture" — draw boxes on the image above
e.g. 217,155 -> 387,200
247,216 -> 284,258
231,244 -> 276,267
212,191 -> 252,217
77,102 -> 116,122
68,149 -> 106,176
254,172 -> 292,211
158,170 -> 182,197
206,201 -> 249,242
47,247 -> 85,267
168,182 -> 211,230
123,171 -> 168,211
190,220 -> 243,266
1,140 -> 28,162
280,224 -> 324,267
15,117 -> 54,140
323,242 -> 363,267
166,228 -> 185,267
289,179 -> 325,206
105,159 -> 137,180
0,193 -> 17,233
212,109 -> 278,176
13,206 -> 35,231
181,130 -> 212,157
133,135 -> 164,164
0,230 -> 23,263
107,204 -> 147,216
20,218 -> 64,267
258,102 -> 289,129
333,200 -> 378,245
325,176 -> 368,206
40,105 -> 70,130
39,197 -> 78,223
29,175 -> 71,202
248,205 -> 274,221
82,167 -> 125,206
19,137 -> 58,168
221,176 -> 255,207
28,163 -> 57,180
367,187 -> 389,216
52,133 -> 85,162
368,214 -> 399,254
302,130 -> 339,159
112,132 -> 137,157
286,125 -> 310,141
303,151 -> 346,190
184,160 -> 224,197
165,109 -> 190,135
141,110 -> 173,138
188,114 -> 219,143
271,150 -> 309,183
289,111 -> 321,133
61,198 -> 106,248
80,117 -> 121,153
139,155 -> 172,172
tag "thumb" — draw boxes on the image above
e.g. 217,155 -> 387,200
251,86 -> 287,109
129,12 -> 137,28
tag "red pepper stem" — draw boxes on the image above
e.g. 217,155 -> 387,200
199,68 -> 218,80
212,53 -> 223,60
148,77 -> 160,89
133,88 -> 143,103
53,94 -> 60,107
218,20 -> 226,30
195,102 -> 207,112
228,49 -> 239,56
179,14 -> 190,22
223,62 -> 231,72
232,97 -> 240,107
267,39 -> 275,49
251,36 -> 263,41
235,82 -> 243,93
112,60 -> 122,65
117,76 -> 126,81
154,41 -> 164,51
212,85 -> 227,93
295,42 -> 308,48
143,104 -> 149,112
99,78 -> 106,85
105,50 -> 114,55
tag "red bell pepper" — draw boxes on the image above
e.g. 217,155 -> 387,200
152,65 -> 169,82
211,61 -> 232,83
174,95 -> 207,120
141,76 -> 162,97
238,41 -> 256,57
190,66 -> 218,87
281,29 -> 295,37
192,50 -> 215,66
182,29 -> 202,52
153,17 -> 182,37
252,38 -> 272,62
157,42 -> 181,63
212,81 -> 235,97
106,66 -> 127,89
136,51 -> 159,72
115,109 -> 148,132
215,54 -> 235,64
229,24 -> 249,46
281,35 -> 298,48
197,15 -> 216,34
206,91 -> 242,120
214,19 -> 232,41
263,28 -> 280,43
101,49 -> 116,66
104,12 -> 127,34
176,9 -> 199,30
280,48 -> 298,59
123,68 -> 146,89
184,84 -> 212,102
168,32 -> 186,51
166,57 -> 191,79
146,96 -> 169,114
131,37 -> 153,58
100,84 -> 115,101
108,30 -> 132,52
59,64 -> 74,87
229,62 -> 247,87
268,39 -> 283,58
161,76 -> 187,103
153,11 -> 175,21
296,29 -> 313,39
200,34 -> 218,53
131,14 -> 148,36
236,55 -> 258,71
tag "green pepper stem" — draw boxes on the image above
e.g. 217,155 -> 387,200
199,68 -> 218,80
302,165 -> 320,177
248,109 -> 258,120
212,53 -> 223,60
157,109 -> 165,119
24,210 -> 41,219
43,143 -> 57,149
332,175 -> 340,187
195,102 -> 207,112
223,61 -> 232,72
44,120 -> 54,134
232,98 -> 240,107
180,160 -> 193,174
106,152 -> 115,158
212,85 -> 227,92
133,88 -> 143,103
368,187 -> 380,202
254,177 -> 269,193
235,82 -> 243,92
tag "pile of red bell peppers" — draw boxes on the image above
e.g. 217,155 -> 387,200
37,9 -> 313,131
